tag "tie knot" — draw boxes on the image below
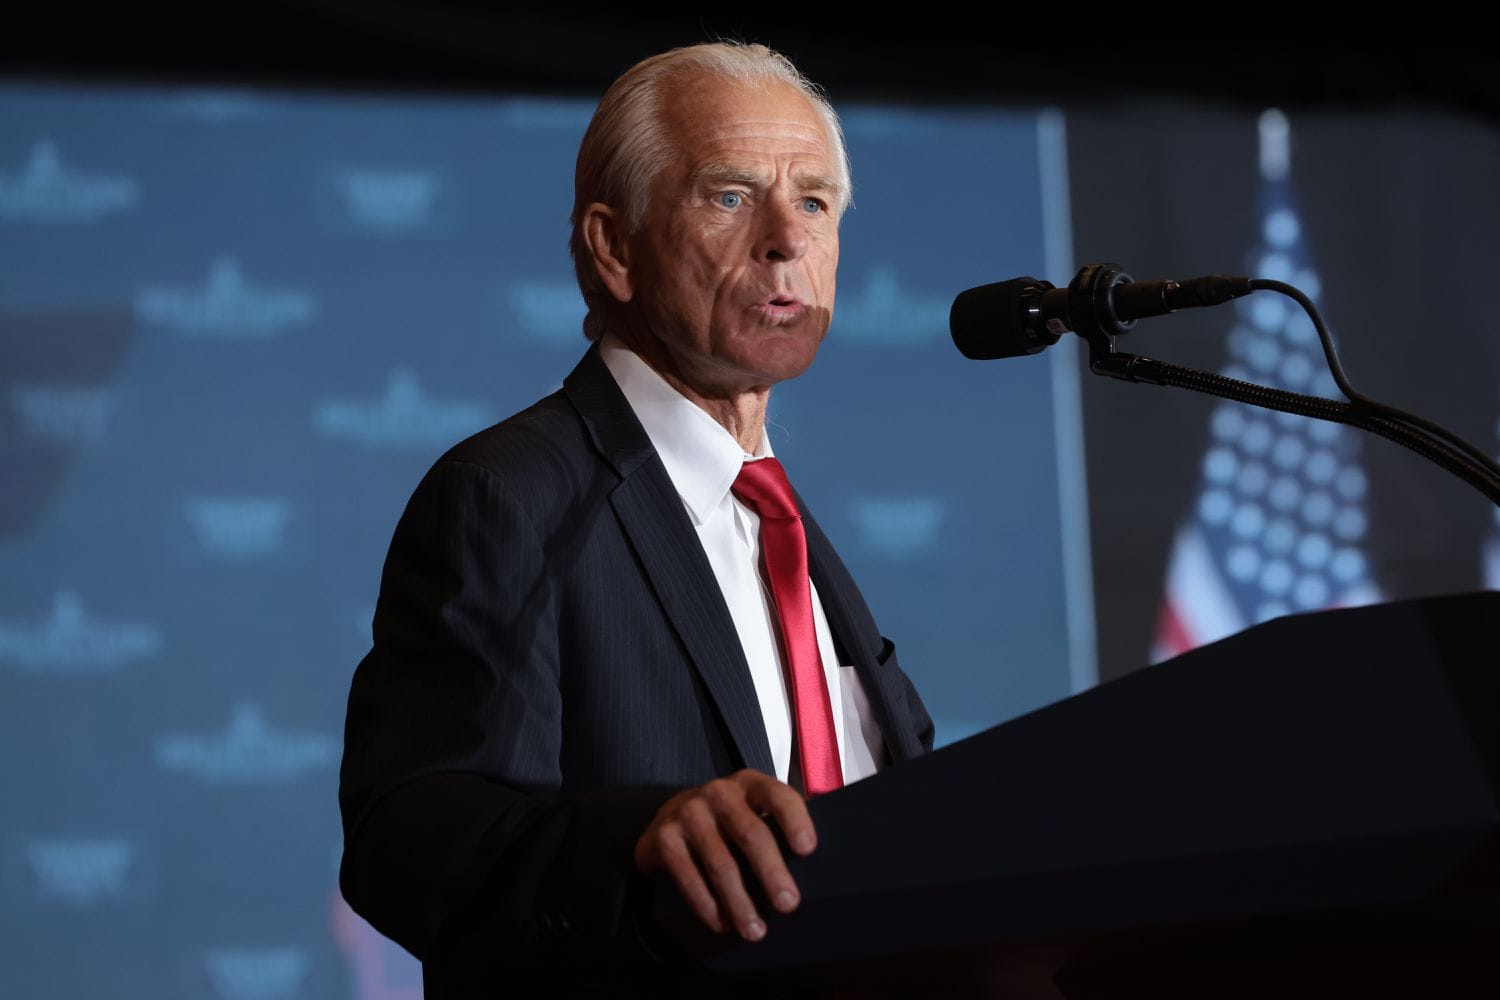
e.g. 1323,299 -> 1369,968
732,458 -> 800,520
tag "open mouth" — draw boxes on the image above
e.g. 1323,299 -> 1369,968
752,297 -> 806,322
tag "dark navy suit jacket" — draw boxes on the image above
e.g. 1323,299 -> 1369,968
338,344 -> 934,996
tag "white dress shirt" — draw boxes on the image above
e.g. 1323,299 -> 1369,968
600,335 -> 886,785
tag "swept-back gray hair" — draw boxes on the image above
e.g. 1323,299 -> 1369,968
569,42 -> 851,341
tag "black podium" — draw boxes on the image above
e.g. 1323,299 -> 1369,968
661,592 -> 1500,998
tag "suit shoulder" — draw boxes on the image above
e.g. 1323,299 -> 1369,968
401,390 -> 615,530
433,389 -> 595,481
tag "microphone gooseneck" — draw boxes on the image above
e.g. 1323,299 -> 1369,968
950,262 -> 1500,507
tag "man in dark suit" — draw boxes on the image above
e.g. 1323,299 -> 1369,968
339,41 -> 934,996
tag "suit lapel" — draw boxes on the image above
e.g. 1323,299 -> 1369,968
801,501 -> 926,765
564,346 -> 776,776
610,473 -> 777,775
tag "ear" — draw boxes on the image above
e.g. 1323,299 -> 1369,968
581,203 -> 634,304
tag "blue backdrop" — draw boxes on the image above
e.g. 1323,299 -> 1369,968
0,84 -> 1085,998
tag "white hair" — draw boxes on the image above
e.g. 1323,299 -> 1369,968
569,42 -> 852,341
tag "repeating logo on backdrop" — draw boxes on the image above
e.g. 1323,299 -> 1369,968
9,383 -> 119,444
135,257 -> 319,339
17,836 -> 143,907
155,90 -> 273,124
493,100 -> 593,131
0,590 -> 162,673
312,369 -> 496,450
184,496 -> 293,561
848,496 -> 948,558
0,139 -> 140,224
832,266 -> 949,346
202,947 -> 310,1000
154,702 -> 338,785
502,279 -> 587,344
334,169 -> 444,233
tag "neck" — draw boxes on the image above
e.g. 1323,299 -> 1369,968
608,324 -> 770,454
698,392 -> 769,455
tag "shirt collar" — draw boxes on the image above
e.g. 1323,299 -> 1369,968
599,333 -> 772,525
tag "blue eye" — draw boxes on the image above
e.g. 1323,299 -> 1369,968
717,192 -> 742,209
801,198 -> 822,214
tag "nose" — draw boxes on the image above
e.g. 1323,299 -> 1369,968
757,198 -> 809,263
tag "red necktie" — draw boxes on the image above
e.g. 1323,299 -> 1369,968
732,458 -> 843,796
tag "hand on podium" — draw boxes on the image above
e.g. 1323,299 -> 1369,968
635,768 -> 816,942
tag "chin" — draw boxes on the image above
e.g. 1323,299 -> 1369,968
731,332 -> 826,387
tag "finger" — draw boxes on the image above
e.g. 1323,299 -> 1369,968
682,796 -> 765,941
716,794 -> 801,915
653,825 -> 728,935
742,772 -> 817,855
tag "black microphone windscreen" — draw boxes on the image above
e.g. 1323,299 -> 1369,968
950,278 -> 1044,360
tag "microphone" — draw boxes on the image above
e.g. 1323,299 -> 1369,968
950,265 -> 1253,361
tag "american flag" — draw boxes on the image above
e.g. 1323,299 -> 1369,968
1152,110 -> 1383,663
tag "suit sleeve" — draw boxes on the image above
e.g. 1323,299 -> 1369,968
337,458 -> 680,975
897,652 -> 936,754
875,634 -> 936,757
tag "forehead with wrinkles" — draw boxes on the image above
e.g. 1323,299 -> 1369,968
651,75 -> 845,202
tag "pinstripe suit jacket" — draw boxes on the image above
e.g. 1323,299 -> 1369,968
338,344 -> 934,995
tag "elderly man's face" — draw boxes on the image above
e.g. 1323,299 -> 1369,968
624,76 -> 841,398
